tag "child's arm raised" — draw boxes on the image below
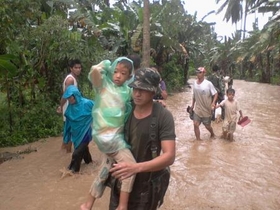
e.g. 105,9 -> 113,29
88,60 -> 111,88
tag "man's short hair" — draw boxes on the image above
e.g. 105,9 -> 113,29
69,59 -> 81,68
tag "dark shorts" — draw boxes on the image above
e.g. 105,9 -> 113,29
193,112 -> 211,126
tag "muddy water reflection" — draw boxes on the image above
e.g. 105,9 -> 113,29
163,79 -> 280,210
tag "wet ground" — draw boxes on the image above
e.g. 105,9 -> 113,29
163,79 -> 280,210
0,79 -> 280,210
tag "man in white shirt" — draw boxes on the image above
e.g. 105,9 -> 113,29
190,67 -> 218,140
57,59 -> 82,152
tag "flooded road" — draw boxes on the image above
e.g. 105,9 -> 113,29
0,79 -> 279,210
162,79 -> 280,209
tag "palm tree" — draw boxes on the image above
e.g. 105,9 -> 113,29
216,0 -> 244,38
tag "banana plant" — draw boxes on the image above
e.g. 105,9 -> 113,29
0,55 -> 17,77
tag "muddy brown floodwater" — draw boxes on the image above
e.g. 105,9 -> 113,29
0,79 -> 280,210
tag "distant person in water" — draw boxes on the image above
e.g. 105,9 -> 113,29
207,64 -> 225,120
215,88 -> 243,141
191,67 -> 217,140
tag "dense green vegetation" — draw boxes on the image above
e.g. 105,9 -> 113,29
0,0 -> 279,147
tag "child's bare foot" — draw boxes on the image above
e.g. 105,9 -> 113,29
80,203 -> 91,210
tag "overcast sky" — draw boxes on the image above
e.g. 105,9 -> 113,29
184,0 -> 271,37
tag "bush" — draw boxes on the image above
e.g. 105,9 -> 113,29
162,58 -> 184,92
271,75 -> 280,85
0,97 -> 62,147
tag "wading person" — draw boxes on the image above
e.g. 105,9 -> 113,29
207,64 -> 225,120
215,88 -> 243,141
62,85 -> 94,173
191,67 -> 218,140
108,67 -> 176,210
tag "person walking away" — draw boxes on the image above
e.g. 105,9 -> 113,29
207,64 -> 225,120
108,67 -> 176,210
215,88 -> 243,141
62,85 -> 94,173
80,57 -> 136,210
191,67 -> 218,140
57,59 -> 82,153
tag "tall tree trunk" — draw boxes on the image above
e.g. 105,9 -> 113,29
142,0 -> 150,67
240,1 -> 248,77
266,51 -> 271,83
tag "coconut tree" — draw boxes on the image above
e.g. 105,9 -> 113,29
216,0 -> 243,34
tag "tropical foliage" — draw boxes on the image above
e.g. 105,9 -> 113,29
0,0 -> 279,146
214,0 -> 280,83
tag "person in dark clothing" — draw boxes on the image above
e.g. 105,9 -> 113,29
207,64 -> 225,120
108,67 -> 176,210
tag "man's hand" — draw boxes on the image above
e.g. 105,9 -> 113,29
110,162 -> 139,180
56,106 -> 62,114
211,103 -> 215,110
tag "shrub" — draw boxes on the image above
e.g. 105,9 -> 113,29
0,97 -> 62,147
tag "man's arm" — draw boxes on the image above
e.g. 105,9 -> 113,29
110,140 -> 175,180
191,96 -> 195,110
211,92 -> 218,109
209,82 -> 218,109
57,76 -> 75,113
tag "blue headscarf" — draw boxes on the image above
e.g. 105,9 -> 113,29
63,85 -> 94,149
